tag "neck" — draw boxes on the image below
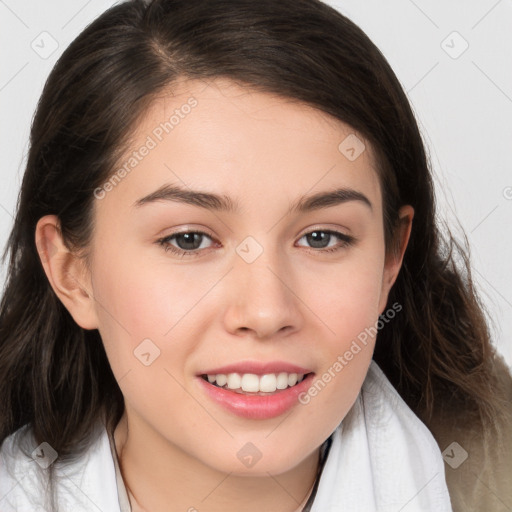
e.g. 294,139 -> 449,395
113,411 -> 320,512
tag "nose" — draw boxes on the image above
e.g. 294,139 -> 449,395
222,243 -> 304,339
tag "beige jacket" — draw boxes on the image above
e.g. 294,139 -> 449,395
428,354 -> 512,512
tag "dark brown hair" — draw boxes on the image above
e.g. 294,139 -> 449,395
1,0 -> 509,508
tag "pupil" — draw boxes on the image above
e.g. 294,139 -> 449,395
177,233 -> 202,250
307,231 -> 329,248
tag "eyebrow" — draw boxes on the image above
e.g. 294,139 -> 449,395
132,183 -> 373,214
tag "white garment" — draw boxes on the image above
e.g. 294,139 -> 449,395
0,361 -> 453,511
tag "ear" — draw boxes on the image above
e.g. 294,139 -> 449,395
35,215 -> 99,330
378,205 -> 414,314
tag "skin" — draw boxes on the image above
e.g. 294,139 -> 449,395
36,77 -> 413,512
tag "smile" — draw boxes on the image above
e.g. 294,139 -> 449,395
197,372 -> 315,419
201,372 -> 308,394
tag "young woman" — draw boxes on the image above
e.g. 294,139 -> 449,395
0,0 -> 510,511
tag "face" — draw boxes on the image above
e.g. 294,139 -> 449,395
50,78 -> 410,476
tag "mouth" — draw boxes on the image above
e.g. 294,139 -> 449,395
199,371 -> 314,395
196,369 -> 316,420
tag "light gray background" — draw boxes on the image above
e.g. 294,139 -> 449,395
1,1 -> 511,368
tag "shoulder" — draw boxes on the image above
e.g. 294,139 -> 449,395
0,422 -> 121,512
427,353 -> 512,512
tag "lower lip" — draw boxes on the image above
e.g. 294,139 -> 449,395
196,373 -> 315,420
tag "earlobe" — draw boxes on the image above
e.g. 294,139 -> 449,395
35,215 -> 99,330
378,205 -> 414,313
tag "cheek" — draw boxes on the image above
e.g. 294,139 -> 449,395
91,244 -> 211,340
89,251 -> 197,421
88,246 -> 169,377
306,251 -> 385,336
295,254 -> 385,422
89,244 -> 223,390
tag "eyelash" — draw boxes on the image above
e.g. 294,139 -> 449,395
156,229 -> 356,258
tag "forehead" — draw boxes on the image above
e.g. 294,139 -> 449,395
97,77 -> 382,218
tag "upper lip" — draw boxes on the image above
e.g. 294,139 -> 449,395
198,361 -> 313,376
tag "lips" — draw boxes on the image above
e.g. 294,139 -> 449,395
197,361 -> 313,376
195,360 -> 315,419
197,371 -> 315,419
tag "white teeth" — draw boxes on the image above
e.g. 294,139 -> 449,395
276,372 -> 289,389
259,374 -> 277,392
288,373 -> 298,386
205,372 -> 307,393
216,374 -> 227,387
227,373 -> 242,390
241,374 -> 260,392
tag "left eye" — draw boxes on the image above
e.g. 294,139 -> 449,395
158,231 -> 214,255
